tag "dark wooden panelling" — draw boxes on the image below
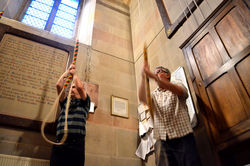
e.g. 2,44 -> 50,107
215,7 -> 250,58
183,48 -> 195,81
209,28 -> 230,63
182,0 -> 250,164
193,34 -> 224,79
203,46 -> 249,87
180,0 -> 231,48
236,55 -> 250,96
207,73 -> 247,131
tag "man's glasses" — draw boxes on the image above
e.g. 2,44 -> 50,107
155,68 -> 169,74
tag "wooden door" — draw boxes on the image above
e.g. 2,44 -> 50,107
183,0 -> 250,152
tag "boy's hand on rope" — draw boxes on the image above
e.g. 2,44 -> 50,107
69,64 -> 76,75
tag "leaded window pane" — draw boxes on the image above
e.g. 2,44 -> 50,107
61,0 -> 79,9
21,0 -> 79,38
56,10 -> 75,22
30,1 -> 53,13
53,17 -> 75,30
51,24 -> 73,38
36,0 -> 54,6
22,15 -> 47,29
59,4 -> 77,15
26,7 -> 50,20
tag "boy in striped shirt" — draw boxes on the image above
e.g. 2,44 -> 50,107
50,64 -> 90,166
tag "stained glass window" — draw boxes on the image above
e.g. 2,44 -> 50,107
21,0 -> 80,39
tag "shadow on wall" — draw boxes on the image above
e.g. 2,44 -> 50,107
14,79 -> 55,160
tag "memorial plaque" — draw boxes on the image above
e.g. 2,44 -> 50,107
0,34 -> 68,122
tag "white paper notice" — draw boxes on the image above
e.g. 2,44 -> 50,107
89,102 -> 95,113
171,67 -> 198,127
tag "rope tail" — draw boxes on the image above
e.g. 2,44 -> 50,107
41,78 -> 74,145
41,40 -> 79,145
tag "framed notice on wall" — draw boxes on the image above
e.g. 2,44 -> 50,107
111,96 -> 129,118
171,67 -> 198,128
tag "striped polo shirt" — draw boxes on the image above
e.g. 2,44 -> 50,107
56,94 -> 90,138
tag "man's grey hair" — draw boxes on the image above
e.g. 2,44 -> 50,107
155,66 -> 171,75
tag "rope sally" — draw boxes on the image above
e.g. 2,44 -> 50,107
41,40 -> 79,145
143,44 -> 154,119
0,11 -> 3,19
64,40 -> 79,87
